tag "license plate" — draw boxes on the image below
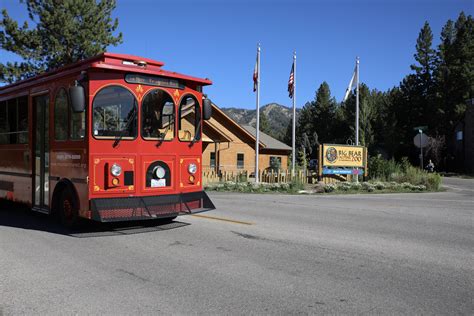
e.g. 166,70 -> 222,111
151,179 -> 166,187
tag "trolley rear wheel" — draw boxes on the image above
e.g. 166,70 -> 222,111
59,189 -> 79,228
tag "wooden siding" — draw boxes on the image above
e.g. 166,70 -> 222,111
202,108 -> 290,173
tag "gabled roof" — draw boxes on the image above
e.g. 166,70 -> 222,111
209,103 -> 265,146
241,125 -> 291,151
204,103 -> 291,152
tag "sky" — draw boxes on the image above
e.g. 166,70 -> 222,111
0,0 -> 472,110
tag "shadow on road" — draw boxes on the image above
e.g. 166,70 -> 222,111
0,202 -> 190,238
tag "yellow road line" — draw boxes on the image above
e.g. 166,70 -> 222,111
191,214 -> 254,225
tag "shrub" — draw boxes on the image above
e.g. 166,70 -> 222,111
425,173 -> 442,190
374,182 -> 386,190
338,184 -> 350,191
324,184 -> 336,192
369,155 -> 401,181
369,155 -> 442,191
289,179 -> 305,191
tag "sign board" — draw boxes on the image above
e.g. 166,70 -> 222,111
322,144 -> 365,168
413,133 -> 429,148
125,73 -> 185,90
322,168 -> 364,175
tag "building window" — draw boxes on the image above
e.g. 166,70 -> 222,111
269,156 -> 282,171
237,153 -> 244,169
210,152 -> 216,169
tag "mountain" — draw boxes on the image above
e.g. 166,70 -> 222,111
221,103 -> 300,143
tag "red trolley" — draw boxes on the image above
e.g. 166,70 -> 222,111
0,53 -> 215,226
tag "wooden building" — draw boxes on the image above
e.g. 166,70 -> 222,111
202,104 -> 291,173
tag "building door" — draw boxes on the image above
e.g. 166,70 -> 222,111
32,94 -> 49,212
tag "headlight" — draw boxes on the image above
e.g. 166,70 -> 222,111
110,163 -> 122,177
154,166 -> 166,179
188,163 -> 197,174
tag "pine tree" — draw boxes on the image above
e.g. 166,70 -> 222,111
259,111 -> 271,135
434,19 -> 457,135
411,22 -> 436,96
410,21 -> 438,130
295,101 -> 314,148
0,0 -> 123,83
283,120 -> 293,146
313,82 -> 336,143
358,84 -> 375,148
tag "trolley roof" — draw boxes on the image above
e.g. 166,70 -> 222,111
0,52 -> 212,94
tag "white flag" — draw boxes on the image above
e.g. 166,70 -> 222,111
343,66 -> 357,102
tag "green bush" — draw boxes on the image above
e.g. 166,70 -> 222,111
368,155 -> 441,190
324,184 -> 336,192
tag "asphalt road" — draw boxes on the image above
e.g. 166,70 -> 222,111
1,177 -> 473,315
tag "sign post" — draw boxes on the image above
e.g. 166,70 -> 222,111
419,129 -> 423,169
413,126 -> 428,170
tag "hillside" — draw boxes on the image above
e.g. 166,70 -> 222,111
221,103 -> 300,142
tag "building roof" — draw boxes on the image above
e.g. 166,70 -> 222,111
203,104 -> 291,152
241,125 -> 291,151
207,103 -> 265,146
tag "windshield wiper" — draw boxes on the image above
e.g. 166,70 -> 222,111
113,108 -> 136,148
155,125 -> 170,147
189,119 -> 202,146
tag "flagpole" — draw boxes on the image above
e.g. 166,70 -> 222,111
255,43 -> 261,183
355,56 -> 360,182
291,51 -> 296,177
355,56 -> 359,146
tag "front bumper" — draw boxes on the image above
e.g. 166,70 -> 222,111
90,191 -> 215,222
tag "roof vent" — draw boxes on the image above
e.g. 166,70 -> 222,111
134,60 -> 147,67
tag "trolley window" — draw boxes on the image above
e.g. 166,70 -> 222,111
92,86 -> 137,139
54,89 -> 69,141
70,109 -> 85,140
0,96 -> 29,145
178,95 -> 200,142
141,89 -> 175,141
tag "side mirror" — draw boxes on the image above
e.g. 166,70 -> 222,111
203,98 -> 212,120
162,102 -> 174,116
159,103 -> 174,129
69,82 -> 85,113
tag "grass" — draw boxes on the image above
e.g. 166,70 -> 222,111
204,178 -> 440,195
204,180 -> 304,194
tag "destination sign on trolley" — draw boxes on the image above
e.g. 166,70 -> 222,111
125,73 -> 185,89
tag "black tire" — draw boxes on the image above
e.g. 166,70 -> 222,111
59,189 -> 79,228
160,215 -> 177,223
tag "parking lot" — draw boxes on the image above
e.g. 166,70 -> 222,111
1,177 -> 473,314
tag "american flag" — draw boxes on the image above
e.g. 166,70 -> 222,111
288,63 -> 294,98
253,55 -> 258,92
